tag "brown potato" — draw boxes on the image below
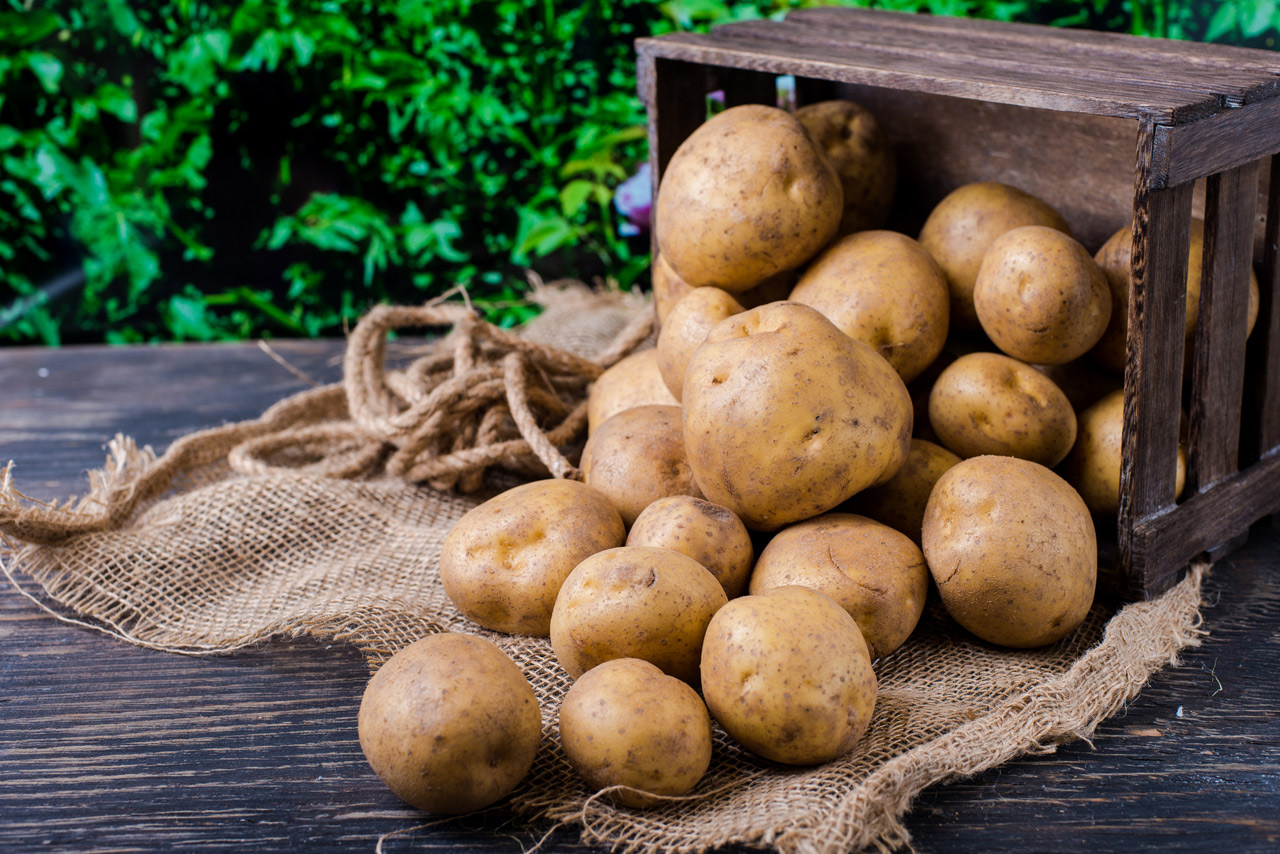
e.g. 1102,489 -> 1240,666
789,230 -> 950,383
559,658 -> 713,808
918,182 -> 1071,330
357,634 -> 541,814
928,352 -> 1077,467
748,513 -> 928,660
440,479 -> 625,636
656,287 -> 745,401
550,546 -> 728,686
843,438 -> 962,544
655,105 -> 842,292
974,226 -> 1111,365
627,495 -> 754,598
653,252 -> 795,326
795,99 -> 896,234
581,405 -> 701,528
922,456 -> 1097,648
587,348 -> 678,433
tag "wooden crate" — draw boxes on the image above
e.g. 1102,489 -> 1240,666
636,8 -> 1280,601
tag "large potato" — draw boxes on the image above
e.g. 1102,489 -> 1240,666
440,479 -> 625,636
700,586 -> 877,765
795,99 -> 896,234
683,302 -> 912,531
656,287 -> 745,401
652,252 -> 793,326
844,438 -> 962,544
655,105 -> 842,292
357,634 -> 541,814
559,658 -> 712,808
587,348 -> 678,433
922,456 -> 1097,648
627,495 -> 754,599
581,405 -> 702,527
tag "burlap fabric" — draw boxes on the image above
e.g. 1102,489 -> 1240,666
0,284 -> 1206,854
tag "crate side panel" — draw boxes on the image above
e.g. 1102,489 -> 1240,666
1243,153 -> 1280,460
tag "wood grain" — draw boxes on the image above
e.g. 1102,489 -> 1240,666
1151,97 -> 1280,189
1243,153 -> 1280,461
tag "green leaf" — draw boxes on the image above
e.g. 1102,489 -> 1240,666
93,82 -> 138,122
26,52 -> 63,93
1205,3 -> 1239,40
559,179 -> 595,217
168,30 -> 231,93
167,291 -> 219,341
0,11 -> 61,47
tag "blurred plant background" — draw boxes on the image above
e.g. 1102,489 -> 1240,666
1,0 -> 1276,346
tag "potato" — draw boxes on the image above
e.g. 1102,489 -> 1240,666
559,658 -> 712,808
795,99 -> 896,234
656,287 -> 745,401
550,546 -> 728,686
440,479 -> 625,636
581,405 -> 702,527
928,352 -> 1077,467
700,585 -> 877,765
653,252 -> 794,326
922,456 -> 1097,648
843,438 -> 962,544
655,105 -> 842,292
974,226 -> 1111,365
1063,389 -> 1187,515
587,348 -> 678,433
789,230 -> 949,383
683,302 -> 912,531
1032,359 -> 1119,413
918,182 -> 1071,330
357,634 -> 541,814
748,513 -> 928,660
626,495 -> 754,598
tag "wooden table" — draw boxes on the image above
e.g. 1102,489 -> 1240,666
2,341 -> 1278,853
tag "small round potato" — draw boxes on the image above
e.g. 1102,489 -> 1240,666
1063,389 -> 1187,515
844,438 -> 962,544
928,352 -> 1077,466
440,479 -> 625,636
700,585 -> 877,765
626,495 -> 754,598
922,456 -> 1097,648
559,658 -> 713,808
653,252 -> 794,326
918,182 -> 1071,330
581,405 -> 702,527
795,99 -> 896,234
550,546 -> 728,686
683,302 -> 913,531
656,287 -> 745,400
587,348 -> 678,434
655,105 -> 842,292
974,226 -> 1111,365
789,230 -> 950,383
357,634 -> 541,814
749,513 -> 928,660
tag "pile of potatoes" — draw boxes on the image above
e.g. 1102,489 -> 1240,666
357,101 -> 1263,815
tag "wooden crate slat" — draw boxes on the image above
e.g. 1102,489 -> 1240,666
1150,97 -> 1280,188
1243,153 -> 1280,460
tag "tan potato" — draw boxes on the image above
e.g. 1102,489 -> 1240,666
843,438 -> 962,544
922,456 -> 1097,648
789,230 -> 949,383
656,287 -> 745,401
653,252 -> 794,326
440,479 -> 625,636
700,585 -> 877,765
928,352 -> 1077,466
587,348 -> 678,433
1063,389 -> 1187,515
918,182 -> 1072,330
795,99 -> 896,234
626,495 -> 754,598
683,302 -> 912,531
1032,359 -> 1119,413
559,658 -> 713,808
974,226 -> 1111,365
357,634 -> 540,814
655,105 -> 842,292
581,405 -> 702,528
550,546 -> 728,686
748,513 -> 928,660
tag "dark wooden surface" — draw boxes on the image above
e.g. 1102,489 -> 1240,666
2,340 -> 1279,853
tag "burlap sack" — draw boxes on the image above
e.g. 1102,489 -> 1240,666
0,285 -> 1206,854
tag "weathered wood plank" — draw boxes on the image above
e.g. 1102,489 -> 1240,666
1151,97 -> 1280,188
1243,153 -> 1280,461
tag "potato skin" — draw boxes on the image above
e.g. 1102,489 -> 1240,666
626,495 -> 754,599
581,405 -> 702,527
440,479 -> 625,636
700,586 -> 877,765
683,302 -> 913,531
921,456 -> 1097,648
357,634 -> 541,814
550,546 -> 728,686
656,105 -> 842,292
795,99 -> 896,234
748,513 -> 928,660
559,658 -> 712,808
928,352 -> 1077,467
587,349 -> 678,434
790,230 -> 950,383
656,287 -> 745,401
653,252 -> 794,327
844,438 -> 962,545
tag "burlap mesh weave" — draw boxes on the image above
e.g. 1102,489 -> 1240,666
0,284 -> 1206,854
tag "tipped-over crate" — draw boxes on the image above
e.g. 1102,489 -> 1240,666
636,8 -> 1280,601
